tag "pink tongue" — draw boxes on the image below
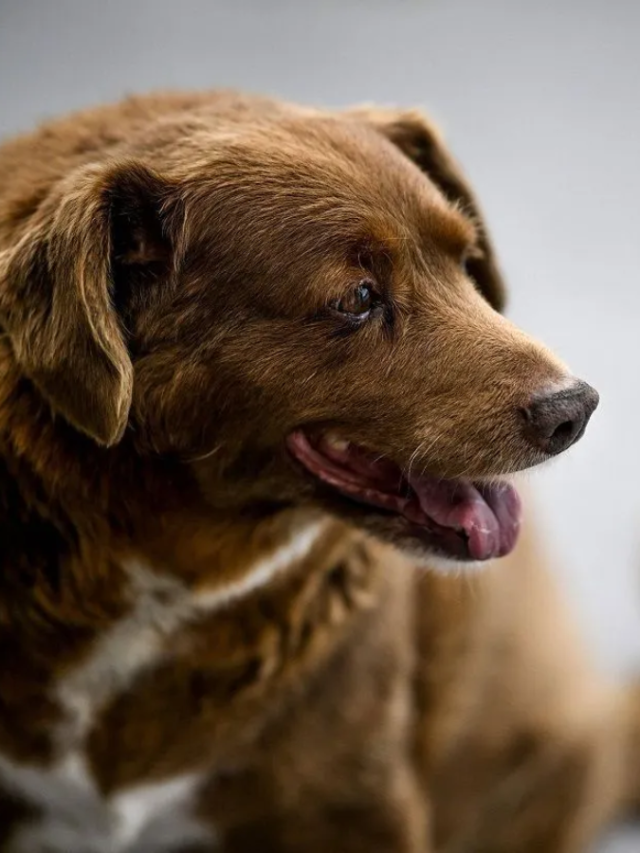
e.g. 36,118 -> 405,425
407,475 -> 521,560
300,434 -> 522,561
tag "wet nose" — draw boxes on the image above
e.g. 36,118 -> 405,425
522,380 -> 599,456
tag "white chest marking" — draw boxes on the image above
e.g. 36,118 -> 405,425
193,519 -> 326,609
3,520 -> 325,851
1,753 -> 212,851
55,519 -> 325,752
111,773 -> 213,851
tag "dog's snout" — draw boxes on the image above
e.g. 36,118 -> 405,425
521,380 -> 599,456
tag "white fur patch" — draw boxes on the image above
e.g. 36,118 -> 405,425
112,773 -> 212,851
55,519 -> 325,751
3,519 -> 325,851
421,554 -> 489,575
194,519 -> 326,609
1,753 -> 212,852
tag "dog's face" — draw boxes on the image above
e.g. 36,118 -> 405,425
0,106 -> 598,564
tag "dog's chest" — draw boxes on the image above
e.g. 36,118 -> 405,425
0,754 -> 212,852
1,523 -> 327,850
0,562 -> 220,851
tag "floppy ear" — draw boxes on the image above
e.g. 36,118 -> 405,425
348,106 -> 506,312
0,161 -> 172,446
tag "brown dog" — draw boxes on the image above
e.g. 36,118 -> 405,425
0,90 -> 635,852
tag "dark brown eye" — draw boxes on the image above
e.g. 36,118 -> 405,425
334,280 -> 376,318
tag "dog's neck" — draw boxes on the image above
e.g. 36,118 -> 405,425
0,354 -> 319,581
128,499 -> 330,598
0,392 -> 363,764
0,421 -> 330,612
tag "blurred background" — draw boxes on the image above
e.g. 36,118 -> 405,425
1,1 -> 639,850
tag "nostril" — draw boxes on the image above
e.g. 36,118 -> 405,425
551,419 -> 577,445
522,380 -> 598,457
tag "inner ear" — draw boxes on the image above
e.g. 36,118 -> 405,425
111,165 -> 173,270
108,164 -> 176,321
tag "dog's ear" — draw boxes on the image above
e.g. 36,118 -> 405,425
349,106 -> 506,312
0,161 -> 173,446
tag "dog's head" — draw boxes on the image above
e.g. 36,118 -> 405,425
0,104 -> 598,565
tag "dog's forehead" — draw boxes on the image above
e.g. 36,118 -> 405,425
246,114 -> 441,200
183,115 -> 475,262
297,117 -> 473,241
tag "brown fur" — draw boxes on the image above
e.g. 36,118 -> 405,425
0,90 -> 636,851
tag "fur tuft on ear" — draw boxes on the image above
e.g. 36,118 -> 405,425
0,161 -> 170,446
348,106 -> 506,312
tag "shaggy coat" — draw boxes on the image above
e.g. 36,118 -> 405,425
0,90 -> 635,852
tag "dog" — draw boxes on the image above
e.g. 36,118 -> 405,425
0,90 -> 635,852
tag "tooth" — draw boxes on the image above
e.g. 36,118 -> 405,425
325,432 -> 350,452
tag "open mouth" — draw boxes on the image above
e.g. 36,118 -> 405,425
287,430 -> 522,562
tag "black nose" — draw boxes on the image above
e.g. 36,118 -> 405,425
522,380 -> 599,456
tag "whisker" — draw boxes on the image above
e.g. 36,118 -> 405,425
187,444 -> 222,463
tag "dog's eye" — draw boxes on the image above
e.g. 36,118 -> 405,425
334,280 -> 377,318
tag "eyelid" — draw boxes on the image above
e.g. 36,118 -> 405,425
356,248 -> 376,274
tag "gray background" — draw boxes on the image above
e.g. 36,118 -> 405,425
1,1 -> 639,850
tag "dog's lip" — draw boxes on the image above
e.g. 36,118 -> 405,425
286,429 -> 522,562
